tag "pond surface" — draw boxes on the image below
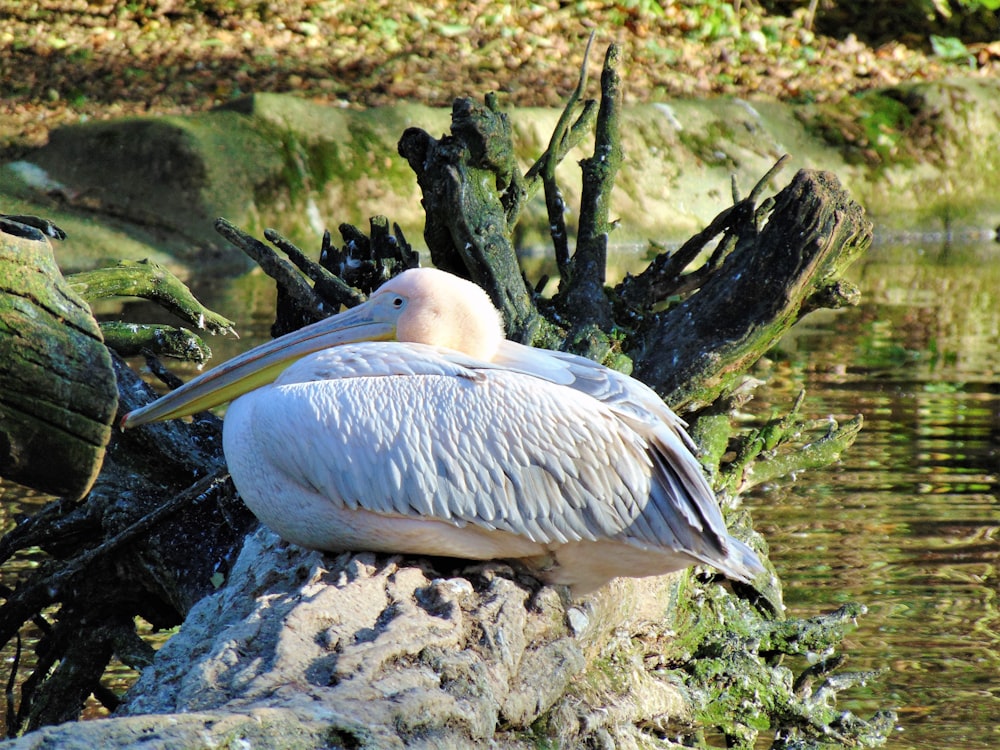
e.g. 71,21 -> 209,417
1,239 -> 998,746
740,240 -> 1000,749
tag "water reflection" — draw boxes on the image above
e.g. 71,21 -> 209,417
744,241 -> 1000,749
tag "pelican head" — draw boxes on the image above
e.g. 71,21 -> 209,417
386,268 -> 504,360
122,268 -> 504,428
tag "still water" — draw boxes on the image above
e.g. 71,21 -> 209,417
1,240 -> 997,746
741,241 -> 1000,749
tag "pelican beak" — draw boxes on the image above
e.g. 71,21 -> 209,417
121,301 -> 395,428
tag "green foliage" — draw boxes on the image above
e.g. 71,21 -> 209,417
855,93 -> 915,161
684,0 -> 742,40
952,0 -> 1000,11
930,34 -> 976,66
616,0 -> 669,17
796,88 -> 929,170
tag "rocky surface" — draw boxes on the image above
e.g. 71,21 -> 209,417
1,527 -> 693,749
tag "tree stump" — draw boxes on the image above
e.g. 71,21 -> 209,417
632,168 -> 871,410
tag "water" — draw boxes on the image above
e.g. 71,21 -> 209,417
1,240 -> 998,745
741,241 -> 1000,748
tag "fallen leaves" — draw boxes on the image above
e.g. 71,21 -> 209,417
0,0 -> 997,154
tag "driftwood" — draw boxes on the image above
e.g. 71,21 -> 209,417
68,259 -> 237,363
0,43 -> 894,748
0,218 -> 116,499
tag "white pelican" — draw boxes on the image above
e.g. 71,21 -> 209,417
123,268 -> 764,594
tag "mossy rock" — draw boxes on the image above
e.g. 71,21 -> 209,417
2,81 -> 999,281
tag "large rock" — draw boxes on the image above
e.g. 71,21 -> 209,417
3,79 -> 998,277
1,528 -> 692,749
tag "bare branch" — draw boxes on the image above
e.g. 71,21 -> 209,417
555,42 -> 623,347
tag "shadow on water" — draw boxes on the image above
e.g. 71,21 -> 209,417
1,239 -> 998,744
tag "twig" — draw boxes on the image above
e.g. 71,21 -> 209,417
4,633 -> 19,737
748,153 -> 791,204
214,218 -> 328,326
264,228 -> 366,309
617,156 -> 791,310
0,471 -> 231,670
537,31 -> 596,275
556,42 -> 623,337
143,352 -> 187,390
100,322 -> 212,363
730,415 -> 864,494
617,202 -> 743,309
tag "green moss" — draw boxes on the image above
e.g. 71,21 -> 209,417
796,87 -> 939,170
669,579 -> 893,748
677,118 -> 739,167
587,637 -> 650,696
300,117 -> 413,195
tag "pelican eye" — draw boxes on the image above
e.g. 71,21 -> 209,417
392,296 -> 404,308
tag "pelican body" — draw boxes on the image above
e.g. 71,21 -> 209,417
124,268 -> 763,594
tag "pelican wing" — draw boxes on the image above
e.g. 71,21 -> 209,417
230,342 -> 739,567
494,340 -> 697,437
492,340 -> 735,553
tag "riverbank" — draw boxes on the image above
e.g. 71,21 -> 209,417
3,76 -> 999,279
